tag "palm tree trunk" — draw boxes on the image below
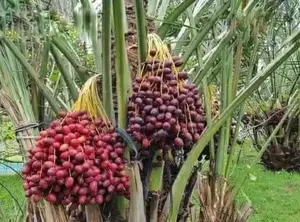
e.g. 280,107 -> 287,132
111,0 -> 155,118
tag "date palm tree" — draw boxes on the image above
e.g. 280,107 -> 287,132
1,0 -> 300,222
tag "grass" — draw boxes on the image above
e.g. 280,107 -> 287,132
231,142 -> 300,222
0,174 -> 25,221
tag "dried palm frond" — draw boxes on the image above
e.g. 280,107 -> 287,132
43,202 -> 68,222
262,144 -> 300,171
0,90 -> 37,157
128,163 -> 147,222
196,175 -> 252,222
209,85 -> 220,118
27,200 -> 45,222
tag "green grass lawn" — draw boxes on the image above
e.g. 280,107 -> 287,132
231,143 -> 300,222
1,143 -> 300,221
0,174 -> 25,221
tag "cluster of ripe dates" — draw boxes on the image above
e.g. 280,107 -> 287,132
127,50 -> 206,155
22,111 -> 129,204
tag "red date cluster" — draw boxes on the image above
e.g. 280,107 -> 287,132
22,111 -> 129,205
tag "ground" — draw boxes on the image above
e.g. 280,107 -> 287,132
231,142 -> 300,222
0,174 -> 24,221
1,143 -> 300,221
233,164 -> 300,222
